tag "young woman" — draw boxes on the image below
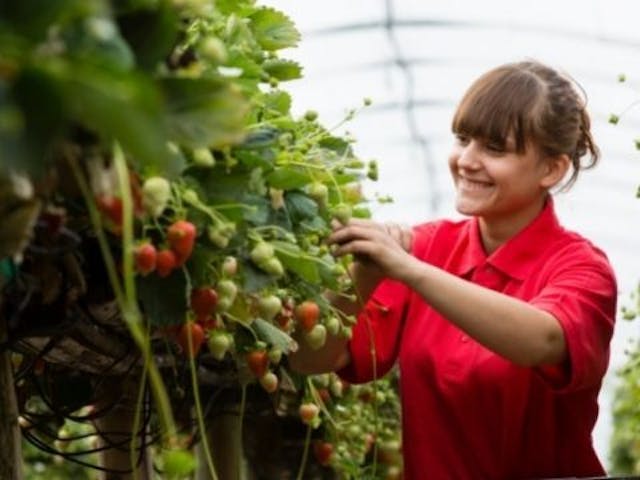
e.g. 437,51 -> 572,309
289,60 -> 618,479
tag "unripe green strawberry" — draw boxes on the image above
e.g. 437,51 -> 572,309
222,256 -> 238,276
250,242 -> 274,265
268,347 -> 282,365
260,257 -> 284,277
208,226 -> 230,248
192,147 -> 215,167
270,188 -> 285,210
304,110 -> 318,121
142,177 -> 171,218
307,182 -> 328,205
217,279 -> 238,303
331,203 -> 352,224
258,294 -> 282,321
340,325 -> 353,340
259,371 -> 278,393
162,449 -> 196,478
329,377 -> 344,398
305,324 -> 327,350
208,331 -> 232,361
182,188 -> 199,205
200,37 -> 228,64
325,316 -> 341,336
216,296 -> 234,312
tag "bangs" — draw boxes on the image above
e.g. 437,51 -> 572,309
451,67 -> 545,152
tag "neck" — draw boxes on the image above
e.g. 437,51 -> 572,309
478,194 -> 548,255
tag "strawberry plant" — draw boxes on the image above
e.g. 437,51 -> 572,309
0,0 -> 402,478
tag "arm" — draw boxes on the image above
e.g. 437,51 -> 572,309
288,221 -> 413,375
329,221 -> 566,367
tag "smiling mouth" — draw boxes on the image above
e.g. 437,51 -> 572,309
458,177 -> 493,190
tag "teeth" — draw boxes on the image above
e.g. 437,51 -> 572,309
459,178 -> 491,190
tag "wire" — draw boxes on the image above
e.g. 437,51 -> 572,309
382,0 -> 441,214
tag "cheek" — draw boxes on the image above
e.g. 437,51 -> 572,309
448,152 -> 458,174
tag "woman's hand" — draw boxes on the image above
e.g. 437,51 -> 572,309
328,218 -> 414,282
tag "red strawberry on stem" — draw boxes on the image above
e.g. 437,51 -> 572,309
134,242 -> 157,276
167,220 -> 197,263
176,322 -> 205,358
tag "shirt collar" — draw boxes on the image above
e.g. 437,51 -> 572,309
453,196 -> 563,281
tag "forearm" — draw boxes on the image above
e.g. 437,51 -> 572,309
288,262 -> 382,374
401,257 -> 567,366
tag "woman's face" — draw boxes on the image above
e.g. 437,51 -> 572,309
448,134 -> 552,224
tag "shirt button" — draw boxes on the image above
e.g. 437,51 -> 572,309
460,335 -> 468,342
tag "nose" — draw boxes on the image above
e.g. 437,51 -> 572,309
456,140 -> 481,170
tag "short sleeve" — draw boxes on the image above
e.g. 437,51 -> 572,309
338,221 -> 440,384
530,247 -> 617,392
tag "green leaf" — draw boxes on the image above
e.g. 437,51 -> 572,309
252,318 -> 297,354
249,7 -> 300,51
0,0 -> 96,43
261,90 -> 291,116
43,58 -> 180,176
10,66 -> 66,177
160,76 -> 249,149
317,253 -> 340,290
272,240 -> 320,284
240,127 -> 279,149
214,0 -> 257,16
319,136 -> 352,156
116,3 -> 180,71
263,58 -> 302,81
137,269 -> 188,326
266,167 -> 310,189
285,191 -> 318,223
226,49 -> 264,79
61,15 -> 135,71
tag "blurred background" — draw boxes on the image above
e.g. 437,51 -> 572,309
263,0 -> 640,470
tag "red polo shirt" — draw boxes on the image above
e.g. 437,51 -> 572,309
339,198 -> 617,480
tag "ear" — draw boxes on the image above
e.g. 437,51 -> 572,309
540,154 -> 571,189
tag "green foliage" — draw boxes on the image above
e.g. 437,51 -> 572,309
610,341 -> 640,474
1,0 -> 401,479
610,283 -> 640,474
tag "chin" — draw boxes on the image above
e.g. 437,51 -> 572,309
454,200 -> 480,217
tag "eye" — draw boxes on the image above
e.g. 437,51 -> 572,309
454,133 -> 470,145
485,142 -> 505,153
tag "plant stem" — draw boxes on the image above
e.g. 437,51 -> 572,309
187,327 -> 219,480
68,151 -> 177,445
295,424 -> 313,480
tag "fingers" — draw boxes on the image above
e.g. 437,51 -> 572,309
383,222 -> 413,252
328,219 -> 413,252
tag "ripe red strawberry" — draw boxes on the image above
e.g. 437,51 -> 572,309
246,349 -> 269,378
134,242 -> 157,275
167,220 -> 197,262
196,314 -> 218,330
176,322 -> 205,358
295,300 -> 320,332
190,287 -> 218,316
156,249 -> 178,277
96,195 -> 123,225
313,440 -> 334,466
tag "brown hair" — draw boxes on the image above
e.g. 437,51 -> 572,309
451,60 -> 599,190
